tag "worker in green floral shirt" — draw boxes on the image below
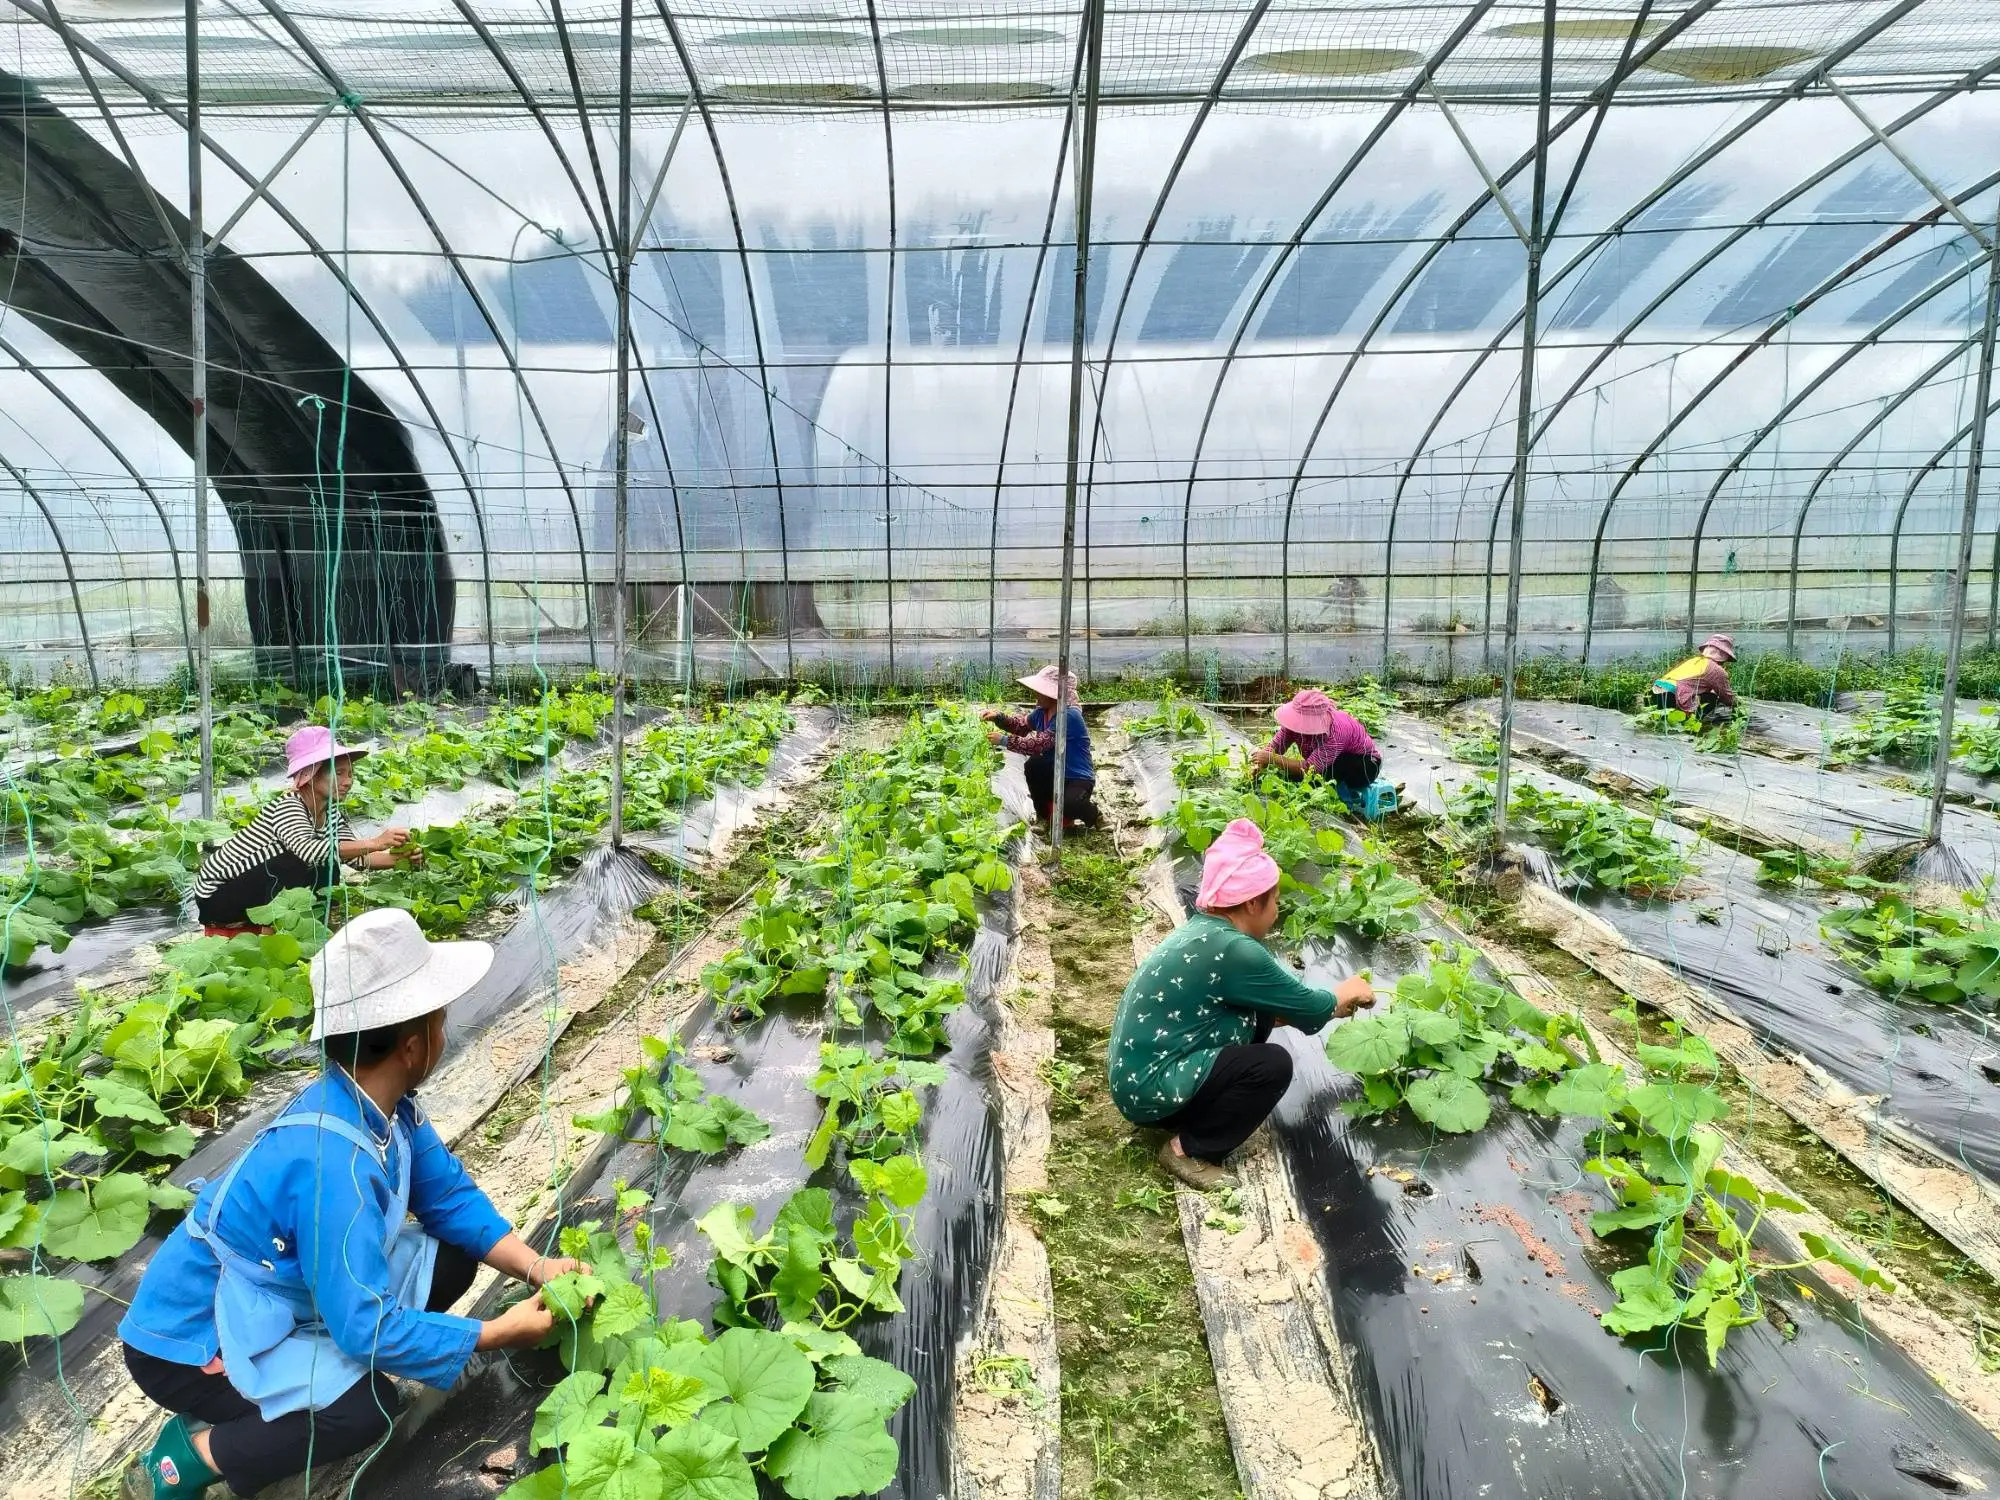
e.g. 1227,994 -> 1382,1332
1110,818 -> 1374,1189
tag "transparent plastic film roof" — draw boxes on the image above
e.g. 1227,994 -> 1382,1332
3,0 -> 2000,685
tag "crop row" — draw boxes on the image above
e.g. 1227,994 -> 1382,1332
0,699 -> 796,1354
511,704 -> 1014,1499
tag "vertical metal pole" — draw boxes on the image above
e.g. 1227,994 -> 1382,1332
608,0 -> 633,847
1491,0 -> 1556,839
1050,0 -> 1103,857
187,0 -> 212,817
1926,195 -> 2000,844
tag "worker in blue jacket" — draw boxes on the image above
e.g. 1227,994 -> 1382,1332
984,663 -> 1100,828
118,908 -> 583,1498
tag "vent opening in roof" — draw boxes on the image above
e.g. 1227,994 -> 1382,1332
716,81 -> 875,101
1245,47 -> 1424,77
372,28 -> 646,52
1642,44 -> 1818,81
711,28 -> 868,46
895,81 -> 1059,100
889,27 -> 1063,46
1489,17 -> 1669,40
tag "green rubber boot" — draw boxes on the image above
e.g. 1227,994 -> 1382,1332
134,1415 -> 219,1499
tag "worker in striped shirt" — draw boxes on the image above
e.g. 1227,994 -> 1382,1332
192,725 -> 417,936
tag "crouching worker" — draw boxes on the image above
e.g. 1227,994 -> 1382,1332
1650,634 -> 1737,724
119,908 -> 583,1498
983,664 -> 1100,829
1108,819 -> 1374,1190
1251,688 -> 1382,798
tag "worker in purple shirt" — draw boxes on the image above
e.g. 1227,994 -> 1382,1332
1251,688 -> 1381,795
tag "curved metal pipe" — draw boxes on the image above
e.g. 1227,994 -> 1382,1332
3,451 -> 97,685
1887,386 -> 2000,654
1687,228 -> 1994,653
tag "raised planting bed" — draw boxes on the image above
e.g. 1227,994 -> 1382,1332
0,702 -> 830,1496
1118,702 -> 2000,1500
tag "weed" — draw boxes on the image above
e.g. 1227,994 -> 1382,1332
1051,849 -> 1132,912
972,1353 -> 1048,1410
1114,1182 -> 1172,1216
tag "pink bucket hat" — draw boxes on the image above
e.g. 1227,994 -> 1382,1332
1196,818 -> 1281,913
1274,688 -> 1335,736
285,724 -> 376,786
1700,633 -> 1736,662
1018,664 -> 1079,704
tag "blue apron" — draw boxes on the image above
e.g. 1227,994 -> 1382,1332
186,1103 -> 439,1421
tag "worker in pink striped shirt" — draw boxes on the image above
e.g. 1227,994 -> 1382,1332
1250,688 -> 1381,796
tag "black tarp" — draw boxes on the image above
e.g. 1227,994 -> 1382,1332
1123,713 -> 2000,1500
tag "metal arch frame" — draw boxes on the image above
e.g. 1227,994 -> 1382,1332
1544,50 -> 2000,668
1884,388 -> 2000,654
1385,0 -> 1936,675
1565,52 -> 2000,664
0,333 -> 194,677
1203,0 -> 1719,678
1786,333 -> 1984,650
652,1 -> 797,678
5,0 -> 506,682
985,38 -> 1085,675
1,445 -> 99,686
1171,0 -> 1506,678
1689,215 -> 1997,648
246,0 -> 600,670
1072,0 -> 1275,669
864,0 -> 898,676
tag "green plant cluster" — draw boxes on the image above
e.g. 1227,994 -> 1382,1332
1327,676 -> 1399,737
573,1033 -> 773,1153
363,698 -> 793,935
700,706 -> 1011,1055
1122,695 -> 1215,741
1826,676 -> 1940,767
0,889 -> 331,1342
1167,746 -> 1424,940
1821,894 -> 2000,1005
340,687 -> 612,820
1633,703 -> 1742,754
1446,775 -> 1691,895
1323,954 -> 1890,1364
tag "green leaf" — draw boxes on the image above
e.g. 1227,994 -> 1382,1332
592,1280 -> 654,1342
541,1271 -> 608,1322
695,1203 -> 762,1267
1801,1231 -> 1897,1293
149,1182 -> 195,1213
822,1354 -> 917,1422
655,1417 -> 758,1500
530,1369 -> 609,1455
781,1323 -> 863,1364
685,1327 -> 815,1453
1703,1293 -> 1741,1368
828,1258 -> 903,1314
1,1124 -> 96,1175
851,1155 -> 927,1210
81,1074 -> 169,1127
623,1367 -> 715,1431
1401,1009 -> 1460,1047
39,1173 -> 151,1262
710,1098 -> 770,1147
763,1391 -> 901,1500
132,1124 -> 196,1160
878,1091 -> 922,1136
1322,1013 -> 1410,1076
771,1230 -> 828,1325
499,1467 -> 572,1500
1402,1073 -> 1490,1134
0,1273 -> 84,1342
1600,1265 -> 1683,1335
776,1189 -> 835,1244
1626,1081 -> 1728,1140
1543,1062 -> 1625,1119
1590,1202 -> 1675,1235
664,1101 -> 728,1156
562,1423 -> 664,1500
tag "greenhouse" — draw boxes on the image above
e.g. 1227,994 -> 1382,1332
6,0 -> 2000,1496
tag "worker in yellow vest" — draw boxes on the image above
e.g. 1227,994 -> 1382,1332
1649,634 -> 1737,723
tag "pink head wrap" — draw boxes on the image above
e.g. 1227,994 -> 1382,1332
1196,818 -> 1281,913
285,724 -> 375,789
1274,688 -> 1335,736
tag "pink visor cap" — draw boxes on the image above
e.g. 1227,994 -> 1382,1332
1274,688 -> 1335,736
1196,818 -> 1281,912
284,724 -> 377,783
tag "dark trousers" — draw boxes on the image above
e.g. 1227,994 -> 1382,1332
1024,758 -> 1099,827
1156,1018 -> 1294,1164
123,1242 -> 479,1496
1330,751 -> 1381,792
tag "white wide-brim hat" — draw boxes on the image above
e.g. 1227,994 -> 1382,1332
309,907 -> 494,1041
1017,664 -> 1078,704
